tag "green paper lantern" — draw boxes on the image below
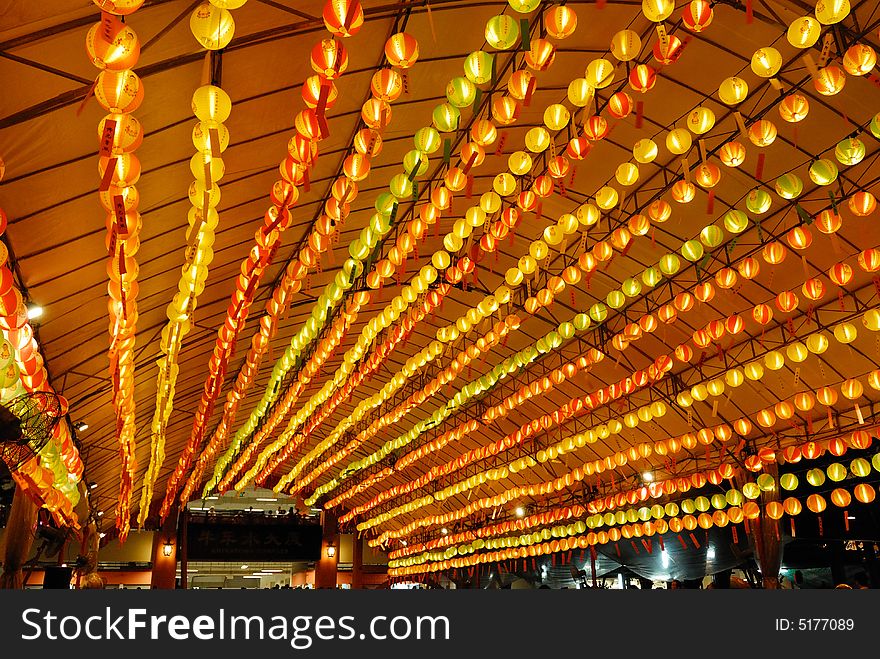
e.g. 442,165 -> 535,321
680,239 -> 704,262
446,76 -> 477,108
835,137 -> 866,166
621,277 -> 642,297
642,266 -> 661,287
432,103 -> 460,132
389,173 -> 413,199
463,51 -> 494,85
699,224 -> 724,248
403,149 -> 429,178
659,253 -> 681,275
723,209 -> 749,233
746,188 -> 772,214
485,14 -> 519,50
606,290 -> 626,309
774,173 -> 803,200
809,158 -> 838,185
414,126 -> 441,153
508,0 -> 541,13
780,473 -> 799,490
589,302 -> 607,323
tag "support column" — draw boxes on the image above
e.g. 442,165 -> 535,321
351,533 -> 363,589
0,486 -> 39,589
150,504 -> 179,589
179,508 -> 188,590
315,511 -> 338,589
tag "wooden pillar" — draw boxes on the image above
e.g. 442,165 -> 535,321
315,511 -> 338,589
150,505 -> 179,589
351,533 -> 363,589
0,486 -> 39,589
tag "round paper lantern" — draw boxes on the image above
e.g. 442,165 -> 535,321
816,209 -> 842,234
524,38 -> 556,71
353,128 -> 382,156
833,322 -> 858,344
469,120 -> 496,147
695,162 -> 721,188
719,141 -> 746,167
567,78 -> 593,107
666,128 -> 692,155
585,58 -> 615,89
854,483 -> 876,504
92,0 -> 144,15
806,494 -> 827,513
746,188 -> 772,214
611,30 -> 641,61
98,113 -> 143,154
595,186 -> 618,210
190,2 -> 234,50
807,332 -> 830,354
301,74 -> 338,109
843,44 -> 876,76
748,119 -> 777,147
850,191 -> 877,216
385,32 -> 419,68
584,115 -> 609,140
649,199 -> 672,223
633,139 -> 658,163
653,34 -> 683,64
607,92 -> 633,119
779,93 -> 809,122
775,173 -> 803,199
323,0 -> 364,37
787,16 -> 821,48
629,64 -> 657,93
485,14 -> 519,50
465,51 -> 495,83
718,76 -> 748,105
311,39 -> 349,79
642,0 -> 674,22
815,0 -> 850,25
813,66 -> 846,95
566,136 -> 591,160
371,68 -> 403,102
508,0 -> 541,12
432,103 -> 460,132
682,0 -> 713,31
544,103 -> 570,131
492,96 -> 519,125
671,181 -> 695,203
687,106 -> 715,134
86,17 -> 140,70
809,158 -> 838,185
94,69 -> 144,113
835,137 -> 865,166
545,5 -> 578,39
751,47 -> 782,77
802,277 -> 825,300
616,163 -> 639,186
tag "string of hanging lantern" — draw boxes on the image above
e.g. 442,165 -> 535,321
0,187 -> 83,527
232,2 -> 582,494
87,0 -> 147,541
304,0 -> 880,516
160,0 -> 369,519
137,0 -> 244,527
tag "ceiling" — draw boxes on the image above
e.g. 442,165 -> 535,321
2,0 -> 880,557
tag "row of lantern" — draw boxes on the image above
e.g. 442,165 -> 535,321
363,341 -> 880,542
166,0 -> 376,513
381,435 -> 878,561
391,473 -> 880,569
280,314 -> 520,497
224,8 -> 579,495
322,180 -> 869,520
248,1 -> 588,490
362,295 -> 874,529
87,0 -> 147,539
386,426 -> 880,559
175,0 -> 372,507
233,283 -> 449,493
314,196 -> 838,506
200,17 -> 424,495
137,78 -> 231,526
355,307 -> 880,534
298,1 -> 860,506
0,198 -> 83,526
278,2 -> 684,500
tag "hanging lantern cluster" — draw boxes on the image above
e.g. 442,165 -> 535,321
0,188 -> 83,526
88,0 -> 147,540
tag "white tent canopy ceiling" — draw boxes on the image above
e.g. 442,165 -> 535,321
1,0 -> 880,574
